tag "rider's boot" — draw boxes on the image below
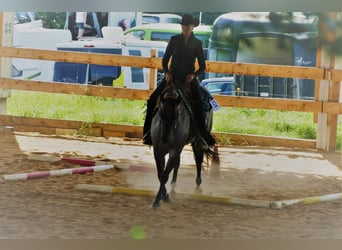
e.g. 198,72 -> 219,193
190,83 -> 216,147
142,99 -> 154,145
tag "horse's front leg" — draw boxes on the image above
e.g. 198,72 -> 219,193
152,151 -> 180,207
151,184 -> 168,208
151,150 -> 166,208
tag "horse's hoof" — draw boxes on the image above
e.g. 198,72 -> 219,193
162,193 -> 171,203
196,178 -> 202,186
150,203 -> 160,209
194,186 -> 203,194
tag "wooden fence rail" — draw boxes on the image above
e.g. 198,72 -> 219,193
1,78 -> 341,114
1,46 -> 342,81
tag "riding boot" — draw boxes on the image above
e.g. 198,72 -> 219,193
190,81 -> 216,147
143,79 -> 167,145
143,99 -> 154,145
194,108 -> 216,147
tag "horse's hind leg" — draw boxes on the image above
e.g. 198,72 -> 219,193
171,166 -> 179,186
192,143 -> 204,186
170,152 -> 182,193
170,165 -> 179,195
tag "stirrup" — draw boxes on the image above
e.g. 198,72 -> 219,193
143,132 -> 152,145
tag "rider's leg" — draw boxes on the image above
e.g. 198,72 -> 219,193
189,80 -> 216,147
143,79 -> 167,145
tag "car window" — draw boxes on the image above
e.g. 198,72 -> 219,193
142,16 -> 160,24
125,30 -> 145,40
194,34 -> 210,48
165,17 -> 181,24
151,31 -> 178,42
14,12 -> 32,24
206,82 -> 235,94
206,82 -> 225,92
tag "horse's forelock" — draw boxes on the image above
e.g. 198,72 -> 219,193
160,82 -> 180,102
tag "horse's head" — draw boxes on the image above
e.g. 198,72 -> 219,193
160,82 -> 180,103
156,82 -> 183,128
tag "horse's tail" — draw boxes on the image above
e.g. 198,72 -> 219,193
194,138 -> 220,164
205,144 -> 220,164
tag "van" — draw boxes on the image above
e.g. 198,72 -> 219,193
53,27 -> 168,89
208,12 -> 318,99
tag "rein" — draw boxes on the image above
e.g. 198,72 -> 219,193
176,88 -> 193,118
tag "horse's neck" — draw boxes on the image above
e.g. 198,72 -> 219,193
175,87 -> 193,117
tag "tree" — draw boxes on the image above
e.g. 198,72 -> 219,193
38,12 -> 66,29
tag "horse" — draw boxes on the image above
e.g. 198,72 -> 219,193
150,81 -> 220,208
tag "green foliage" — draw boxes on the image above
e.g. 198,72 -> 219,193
212,107 -> 318,139
7,91 -> 145,125
296,125 -> 316,139
38,12 -> 66,29
336,135 -> 342,151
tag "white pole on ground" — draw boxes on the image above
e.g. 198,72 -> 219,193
271,193 -> 342,209
28,155 -> 110,166
75,184 -> 272,208
2,165 -> 113,181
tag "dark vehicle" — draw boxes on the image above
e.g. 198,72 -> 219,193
208,12 -> 318,99
201,77 -> 235,95
53,45 -> 122,86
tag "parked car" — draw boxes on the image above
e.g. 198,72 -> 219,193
123,23 -> 212,82
14,12 -> 42,27
123,23 -> 212,48
201,77 -> 236,95
12,12 -> 72,80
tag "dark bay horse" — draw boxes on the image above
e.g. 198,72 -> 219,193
150,81 -> 219,208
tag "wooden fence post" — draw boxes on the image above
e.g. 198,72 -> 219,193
0,12 -> 13,114
149,48 -> 157,90
315,12 -> 341,151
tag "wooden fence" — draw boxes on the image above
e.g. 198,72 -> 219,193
0,13 -> 341,151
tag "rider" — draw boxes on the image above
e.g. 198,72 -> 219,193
142,14 -> 216,147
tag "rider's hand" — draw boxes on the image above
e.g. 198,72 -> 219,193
186,74 -> 195,84
165,72 -> 173,83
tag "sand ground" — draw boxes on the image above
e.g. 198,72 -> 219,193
0,130 -> 341,239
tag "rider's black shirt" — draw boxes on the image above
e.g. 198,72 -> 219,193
162,32 -> 206,82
